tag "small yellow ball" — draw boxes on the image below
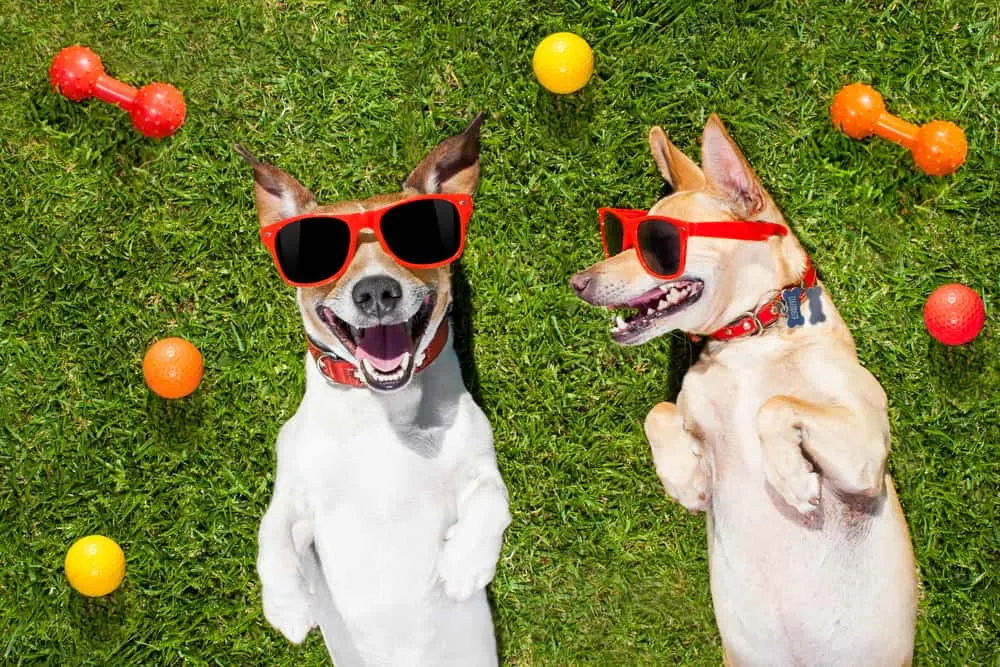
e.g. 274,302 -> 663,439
65,535 -> 125,597
532,32 -> 594,94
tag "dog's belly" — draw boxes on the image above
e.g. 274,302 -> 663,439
707,461 -> 915,665
289,414 -> 496,662
313,495 -> 449,612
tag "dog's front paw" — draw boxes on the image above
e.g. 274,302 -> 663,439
437,521 -> 502,602
645,402 -> 712,513
261,581 -> 316,644
762,449 -> 822,515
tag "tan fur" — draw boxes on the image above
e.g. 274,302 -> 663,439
573,115 -> 918,665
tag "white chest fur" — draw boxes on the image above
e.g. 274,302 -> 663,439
257,344 -> 510,666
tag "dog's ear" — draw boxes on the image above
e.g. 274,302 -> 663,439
403,113 -> 483,195
649,126 -> 705,192
700,114 -> 768,219
235,144 -> 317,227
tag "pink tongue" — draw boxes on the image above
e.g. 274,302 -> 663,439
355,324 -> 413,372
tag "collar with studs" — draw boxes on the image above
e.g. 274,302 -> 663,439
306,319 -> 451,389
696,255 -> 817,342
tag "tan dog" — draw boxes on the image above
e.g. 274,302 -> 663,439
571,115 -> 917,665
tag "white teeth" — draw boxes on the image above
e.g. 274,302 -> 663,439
657,299 -> 669,310
360,357 -> 409,383
615,315 -> 626,329
658,284 -> 670,293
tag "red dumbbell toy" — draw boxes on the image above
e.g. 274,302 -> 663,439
830,83 -> 966,176
49,45 -> 186,139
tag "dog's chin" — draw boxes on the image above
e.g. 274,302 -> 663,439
608,278 -> 705,346
315,293 -> 437,392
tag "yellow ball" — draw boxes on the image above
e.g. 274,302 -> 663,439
532,32 -> 594,94
65,535 -> 125,597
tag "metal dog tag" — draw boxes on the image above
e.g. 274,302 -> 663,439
806,286 -> 826,324
782,287 -> 805,327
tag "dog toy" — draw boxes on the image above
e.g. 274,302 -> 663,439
143,337 -> 204,398
923,284 -> 985,345
49,45 -> 186,139
532,32 -> 594,94
65,535 -> 125,597
830,83 -> 966,176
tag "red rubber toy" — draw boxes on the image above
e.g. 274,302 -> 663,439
830,83 -> 967,176
923,284 -> 985,346
49,45 -> 186,139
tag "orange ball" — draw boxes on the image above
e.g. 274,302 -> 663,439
911,120 -> 967,176
830,83 -> 885,139
143,337 -> 203,398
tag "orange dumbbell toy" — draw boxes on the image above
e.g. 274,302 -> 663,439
830,83 -> 966,176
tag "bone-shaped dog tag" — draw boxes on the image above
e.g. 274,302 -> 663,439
806,286 -> 826,324
782,287 -> 805,327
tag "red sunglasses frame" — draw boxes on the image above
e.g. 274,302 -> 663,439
598,207 -> 788,280
260,193 -> 473,288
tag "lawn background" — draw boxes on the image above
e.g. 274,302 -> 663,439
1,0 -> 997,664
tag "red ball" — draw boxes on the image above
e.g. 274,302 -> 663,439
49,45 -> 104,102
130,83 -> 187,138
923,284 -> 985,345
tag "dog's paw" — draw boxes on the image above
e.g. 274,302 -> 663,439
261,583 -> 316,644
646,403 -> 711,513
663,455 -> 713,513
763,452 -> 822,515
437,521 -> 502,602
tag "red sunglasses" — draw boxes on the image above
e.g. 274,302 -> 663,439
599,207 -> 788,280
260,193 -> 472,287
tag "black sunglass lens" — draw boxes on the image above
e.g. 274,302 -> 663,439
380,199 -> 462,265
603,212 -> 625,255
275,218 -> 351,284
637,220 -> 681,277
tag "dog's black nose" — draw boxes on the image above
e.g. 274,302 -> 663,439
352,276 -> 403,318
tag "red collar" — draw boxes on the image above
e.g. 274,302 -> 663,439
703,256 -> 817,341
306,319 -> 450,389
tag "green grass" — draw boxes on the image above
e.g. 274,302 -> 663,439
1,0 -> 998,664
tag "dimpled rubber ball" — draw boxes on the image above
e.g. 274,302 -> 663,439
130,82 -> 186,139
923,284 -> 985,346
143,337 -> 203,398
830,83 -> 885,139
49,45 -> 104,102
911,120 -> 967,177
65,535 -> 125,597
532,32 -> 594,94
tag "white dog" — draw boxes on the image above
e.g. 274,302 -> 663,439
238,115 -> 511,665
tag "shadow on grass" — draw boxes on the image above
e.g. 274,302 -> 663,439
449,259 -> 483,406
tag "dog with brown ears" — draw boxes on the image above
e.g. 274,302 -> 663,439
238,115 -> 510,666
571,115 -> 917,665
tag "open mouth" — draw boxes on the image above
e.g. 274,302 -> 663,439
610,278 -> 704,344
317,293 -> 436,391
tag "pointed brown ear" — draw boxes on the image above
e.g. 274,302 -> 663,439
235,144 -> 317,227
649,126 -> 706,192
700,114 -> 767,218
403,113 -> 484,195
